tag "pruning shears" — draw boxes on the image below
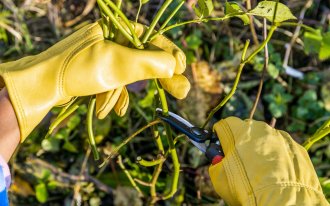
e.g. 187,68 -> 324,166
156,108 -> 224,165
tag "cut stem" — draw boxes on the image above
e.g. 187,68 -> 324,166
137,156 -> 165,167
87,97 -> 99,160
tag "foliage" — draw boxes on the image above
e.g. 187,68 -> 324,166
0,0 -> 329,205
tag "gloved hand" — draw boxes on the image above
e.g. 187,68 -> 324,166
96,21 -> 189,119
209,117 -> 329,205
0,21 -> 190,142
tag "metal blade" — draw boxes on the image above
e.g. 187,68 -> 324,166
189,139 -> 207,153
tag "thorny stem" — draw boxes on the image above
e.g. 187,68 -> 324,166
117,155 -> 144,197
142,0 -> 173,43
87,97 -> 99,160
99,119 -> 162,167
202,25 -> 278,128
249,18 -> 268,119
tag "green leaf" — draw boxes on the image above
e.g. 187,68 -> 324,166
41,138 -> 60,152
185,30 -> 202,50
141,0 -> 149,4
225,2 -> 250,25
67,115 -> 81,130
267,63 -> 279,79
139,86 -> 156,108
249,1 -> 296,23
303,30 -> 322,54
321,82 -> 330,111
35,183 -> 48,203
192,0 -> 214,18
319,32 -> 330,60
63,141 -> 78,153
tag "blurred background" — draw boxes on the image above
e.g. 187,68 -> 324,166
0,0 -> 329,205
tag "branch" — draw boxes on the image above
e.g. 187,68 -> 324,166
249,18 -> 269,119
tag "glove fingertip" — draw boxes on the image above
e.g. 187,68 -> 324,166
114,87 -> 129,117
174,50 -> 186,74
159,75 -> 191,99
96,89 -> 122,119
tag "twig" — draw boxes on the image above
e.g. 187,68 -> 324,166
282,0 -> 313,73
249,18 -> 268,119
71,148 -> 91,206
99,119 -> 162,167
246,0 -> 259,45
134,178 -> 152,187
117,155 -> 144,197
270,117 -> 277,128
23,157 -> 113,194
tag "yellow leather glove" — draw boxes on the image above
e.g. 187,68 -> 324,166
95,21 -> 190,119
209,117 -> 329,205
0,21 -> 190,142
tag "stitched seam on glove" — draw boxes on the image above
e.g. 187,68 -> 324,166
59,35 -> 103,97
255,182 -> 324,196
54,22 -> 101,55
222,120 -> 256,205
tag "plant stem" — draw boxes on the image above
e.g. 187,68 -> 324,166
154,79 -> 180,199
142,0 -> 173,44
103,0 -> 142,48
149,130 -> 165,204
303,119 -> 330,150
246,0 -> 259,45
149,1 -> 184,41
243,25 -> 277,64
87,97 -> 99,160
154,80 -> 168,114
99,119 -> 162,167
117,155 -> 144,197
271,0 -> 279,23
46,98 -> 84,138
160,1 -> 184,31
202,25 -> 278,128
115,0 -> 122,19
97,0 -> 142,49
137,156 -> 165,167
279,22 -> 316,33
158,13 -> 245,35
249,18 -> 268,119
